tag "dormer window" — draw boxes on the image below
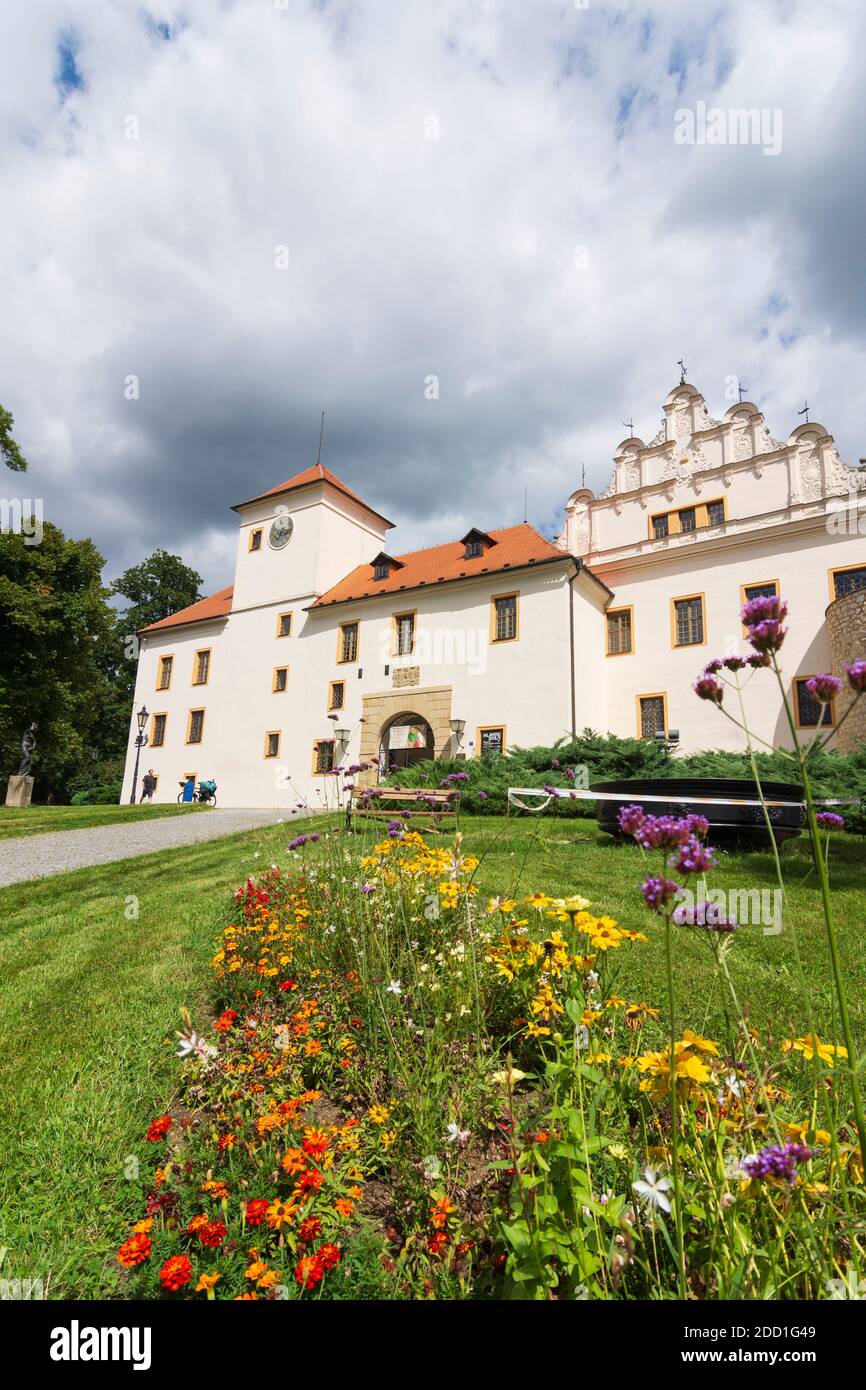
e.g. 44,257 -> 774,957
461,528 -> 494,561
370,551 -> 404,582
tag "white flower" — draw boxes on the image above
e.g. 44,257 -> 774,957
175,1029 -> 216,1061
446,1122 -> 469,1145
386,980 -> 402,995
423,1155 -> 442,1181
632,1166 -> 672,1214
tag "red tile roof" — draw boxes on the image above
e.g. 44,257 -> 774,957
232,463 -> 394,529
139,585 -> 234,635
310,524 -> 569,608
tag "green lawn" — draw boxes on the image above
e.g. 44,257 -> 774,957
0,802 -> 207,841
0,810 -> 863,1298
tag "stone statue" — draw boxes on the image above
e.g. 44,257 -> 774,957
17,723 -> 37,777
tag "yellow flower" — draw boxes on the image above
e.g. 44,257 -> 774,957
381,1129 -> 397,1147
368,1104 -> 390,1124
608,1142 -> 628,1160
781,1120 -> 830,1146
196,1272 -> 221,1293
525,1022 -> 550,1038
589,922 -> 622,951
782,1035 -> 848,1068
487,897 -> 516,914
679,1029 -> 720,1056
245,1261 -> 269,1281
550,895 -> 592,913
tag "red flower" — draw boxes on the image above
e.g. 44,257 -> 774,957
146,1115 -> 172,1142
160,1254 -> 193,1291
295,1255 -> 325,1289
298,1217 -> 322,1244
214,1010 -> 239,1033
246,1199 -> 270,1227
117,1234 -> 151,1268
198,1220 -> 226,1248
298,1168 -> 324,1193
317,1243 -> 341,1270
427,1231 -> 450,1255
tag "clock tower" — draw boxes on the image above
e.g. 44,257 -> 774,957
228,462 -> 394,612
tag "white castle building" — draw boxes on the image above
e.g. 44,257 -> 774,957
121,378 -> 866,808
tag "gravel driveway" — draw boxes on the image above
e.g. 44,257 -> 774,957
0,808 -> 301,888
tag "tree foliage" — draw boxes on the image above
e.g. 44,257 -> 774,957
111,549 -> 202,632
0,403 -> 27,472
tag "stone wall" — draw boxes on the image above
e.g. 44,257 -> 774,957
358,685 -> 455,783
827,589 -> 866,751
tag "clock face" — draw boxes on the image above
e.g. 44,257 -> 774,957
269,514 -> 294,549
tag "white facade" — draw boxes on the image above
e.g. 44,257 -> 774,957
121,381 -> 866,808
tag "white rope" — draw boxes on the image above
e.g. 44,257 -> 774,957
507,790 -> 554,813
506,786 -> 822,810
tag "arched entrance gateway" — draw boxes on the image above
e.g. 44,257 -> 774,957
358,684 -> 455,785
378,712 -> 434,776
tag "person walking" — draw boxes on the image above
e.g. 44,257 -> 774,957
140,770 -> 157,803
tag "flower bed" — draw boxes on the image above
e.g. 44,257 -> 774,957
115,809 -> 866,1301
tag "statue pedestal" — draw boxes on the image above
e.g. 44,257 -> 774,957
5,775 -> 34,808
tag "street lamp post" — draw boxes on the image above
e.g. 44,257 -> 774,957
129,705 -> 149,805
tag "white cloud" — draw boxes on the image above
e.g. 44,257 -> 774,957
0,0 -> 864,592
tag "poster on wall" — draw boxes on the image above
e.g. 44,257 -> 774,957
480,727 -> 504,755
388,725 -> 426,750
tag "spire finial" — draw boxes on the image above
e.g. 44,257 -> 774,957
798,400 -> 810,424
677,358 -> 687,385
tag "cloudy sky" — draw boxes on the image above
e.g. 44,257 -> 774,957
2,0 -> 864,594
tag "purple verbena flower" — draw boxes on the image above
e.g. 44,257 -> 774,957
723,656 -> 747,671
741,594 -> 788,627
747,618 -> 787,654
617,803 -> 646,836
640,875 -> 681,911
669,835 -> 717,876
694,674 -> 724,704
672,900 -> 737,931
741,1141 -> 814,1184
845,659 -> 866,693
704,658 -> 724,673
816,811 -> 845,831
805,673 -> 842,702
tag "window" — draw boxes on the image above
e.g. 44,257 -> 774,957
276,612 -> 293,638
186,709 -> 205,744
606,607 -> 633,656
313,739 -> 336,774
193,649 -> 211,685
831,566 -> 866,599
638,694 -> 667,739
650,498 -> 725,539
374,561 -> 389,580
672,594 -> 705,647
465,539 -> 483,559
273,666 -> 288,693
339,622 -> 359,663
478,726 -> 505,755
157,655 -> 174,691
151,712 -> 167,747
328,680 -> 345,711
491,593 -> 518,643
264,731 -> 281,758
393,611 -> 415,657
742,580 -> 779,604
249,529 -> 263,552
795,678 -> 834,728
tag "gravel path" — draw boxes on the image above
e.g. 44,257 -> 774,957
0,808 -> 302,888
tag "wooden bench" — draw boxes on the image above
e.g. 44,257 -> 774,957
346,786 -> 460,832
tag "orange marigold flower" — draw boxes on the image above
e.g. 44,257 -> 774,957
195,1272 -> 221,1293
281,1147 -> 308,1176
299,1217 -> 323,1243
533,1130 -> 550,1144
200,1180 -> 230,1200
303,1128 -> 329,1158
187,1214 -> 209,1235
304,1039 -> 322,1056
430,1197 -> 456,1229
295,1255 -> 325,1289
199,1220 -> 227,1248
318,1243 -> 341,1270
266,1198 -> 298,1230
245,1199 -> 270,1226
131,1218 -> 154,1235
214,1010 -> 239,1032
427,1231 -> 450,1255
297,1167 -> 324,1194
217,1133 -> 237,1151
334,1198 -> 354,1218
159,1254 -> 193,1291
118,1234 -> 151,1268
245,1261 -> 269,1281
146,1115 -> 172,1142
